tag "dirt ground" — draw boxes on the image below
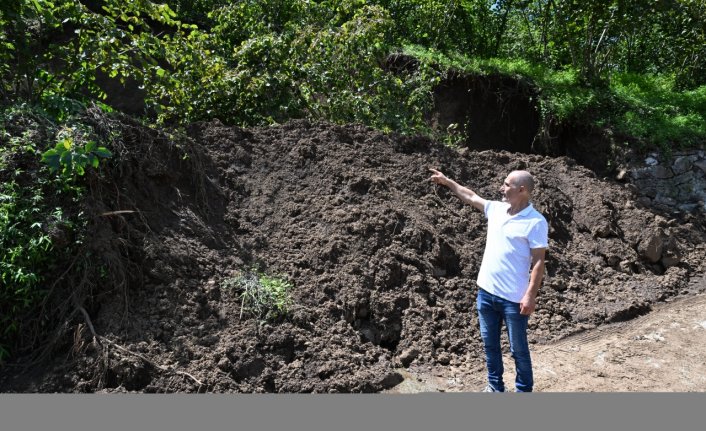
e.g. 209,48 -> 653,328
536,284 -> 706,392
388,274 -> 706,393
1,117 -> 705,393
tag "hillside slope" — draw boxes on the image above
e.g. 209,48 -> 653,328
2,118 -> 704,393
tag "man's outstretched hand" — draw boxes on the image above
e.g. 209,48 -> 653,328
429,168 -> 448,186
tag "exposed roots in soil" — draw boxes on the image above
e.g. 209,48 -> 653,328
75,304 -> 204,391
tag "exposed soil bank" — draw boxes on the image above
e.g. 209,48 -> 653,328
2,119 -> 705,393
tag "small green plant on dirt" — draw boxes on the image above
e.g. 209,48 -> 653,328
222,270 -> 294,323
41,127 -> 112,177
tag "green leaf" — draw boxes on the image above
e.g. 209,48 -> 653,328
93,147 -> 113,158
59,151 -> 72,167
60,138 -> 71,150
89,155 -> 100,168
85,141 -> 96,152
41,151 -> 61,171
42,148 -> 59,158
76,153 -> 89,166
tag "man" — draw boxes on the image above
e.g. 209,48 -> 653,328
429,168 -> 548,392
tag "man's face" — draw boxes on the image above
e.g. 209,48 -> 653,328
500,174 -> 523,204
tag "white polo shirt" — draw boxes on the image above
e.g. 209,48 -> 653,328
476,200 -> 548,303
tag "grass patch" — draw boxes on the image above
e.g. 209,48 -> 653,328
222,270 -> 294,323
610,74 -> 706,151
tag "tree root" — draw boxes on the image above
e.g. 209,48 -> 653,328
76,305 -> 204,391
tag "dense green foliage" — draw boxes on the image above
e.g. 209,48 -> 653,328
610,74 -> 706,148
0,0 -> 704,360
0,107 -> 86,361
0,175 -> 52,361
2,0 -> 705,141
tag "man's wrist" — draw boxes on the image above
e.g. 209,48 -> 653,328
524,292 -> 537,301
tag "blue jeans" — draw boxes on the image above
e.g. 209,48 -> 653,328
476,288 -> 533,392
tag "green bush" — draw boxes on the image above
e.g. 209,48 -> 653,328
0,179 -> 54,362
0,107 -> 89,362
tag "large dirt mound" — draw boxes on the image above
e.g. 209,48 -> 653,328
2,118 -> 705,393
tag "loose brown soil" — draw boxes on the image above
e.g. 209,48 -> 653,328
1,118 -> 705,393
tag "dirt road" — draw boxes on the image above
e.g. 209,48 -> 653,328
388,276 -> 706,393
534,291 -> 706,392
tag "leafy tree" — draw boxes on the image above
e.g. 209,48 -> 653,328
498,0 -> 706,86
